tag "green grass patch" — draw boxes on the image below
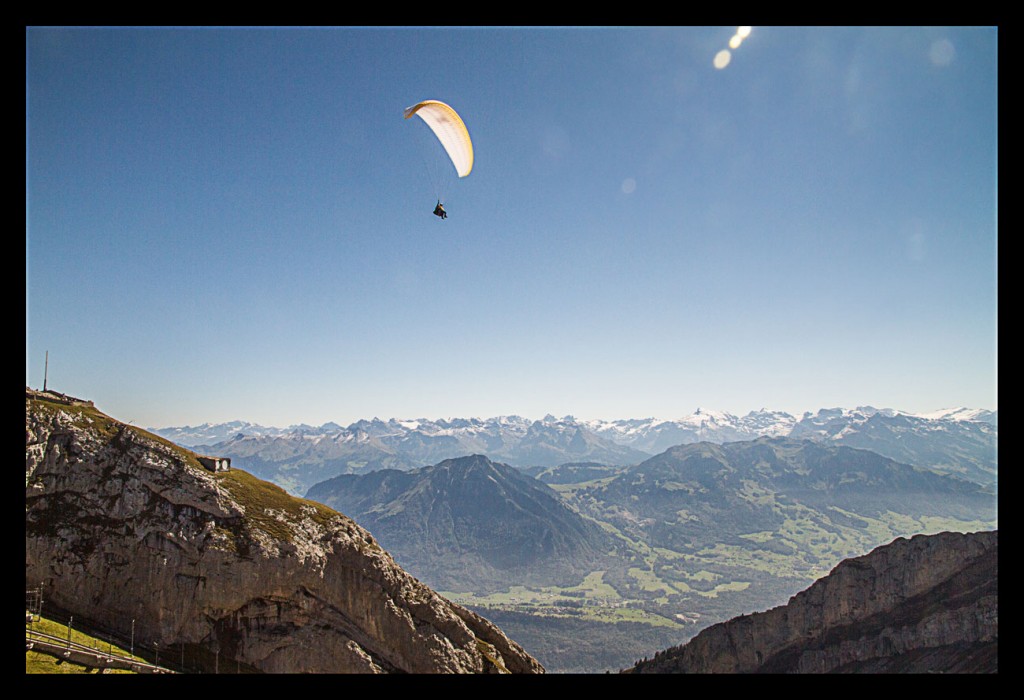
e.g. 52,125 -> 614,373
455,595 -> 682,628
651,546 -> 690,560
547,475 -> 619,495
29,397 -> 120,441
697,580 -> 751,598
695,542 -> 810,578
687,570 -> 718,582
213,468 -> 353,546
29,395 -> 209,474
627,567 -> 674,598
656,481 -> 692,492
26,615 -> 140,674
916,515 -> 997,531
568,571 -> 620,599
445,570 -> 623,607
737,480 -> 778,505
444,585 -> 544,606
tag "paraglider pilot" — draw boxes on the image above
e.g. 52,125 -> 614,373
433,201 -> 447,219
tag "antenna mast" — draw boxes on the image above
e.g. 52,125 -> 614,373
43,351 -> 48,392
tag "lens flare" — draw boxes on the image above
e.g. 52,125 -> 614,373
714,27 -> 752,69
929,38 -> 955,67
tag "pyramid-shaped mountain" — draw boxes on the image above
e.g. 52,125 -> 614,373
305,454 -> 619,593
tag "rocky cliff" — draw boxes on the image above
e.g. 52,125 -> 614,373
25,390 -> 544,674
626,529 -> 997,673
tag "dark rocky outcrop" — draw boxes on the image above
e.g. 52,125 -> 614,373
25,390 -> 544,674
625,530 -> 997,673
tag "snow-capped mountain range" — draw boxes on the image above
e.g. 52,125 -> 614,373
152,406 -> 995,451
150,405 -> 997,496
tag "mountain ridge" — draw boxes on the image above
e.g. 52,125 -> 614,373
151,405 -> 997,447
27,388 -> 996,674
151,406 -> 997,497
25,388 -> 544,674
305,454 -> 619,593
624,530 -> 997,673
300,436 -> 995,672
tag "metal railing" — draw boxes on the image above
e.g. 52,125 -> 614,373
26,595 -> 256,674
26,628 -> 174,674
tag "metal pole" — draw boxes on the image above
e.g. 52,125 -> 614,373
43,351 -> 48,392
131,619 -> 135,658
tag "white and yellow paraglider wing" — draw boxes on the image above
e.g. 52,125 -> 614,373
403,100 -> 474,178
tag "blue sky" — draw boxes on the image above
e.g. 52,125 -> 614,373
26,26 -> 998,428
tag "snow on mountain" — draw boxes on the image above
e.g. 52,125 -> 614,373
580,408 -> 799,454
788,405 -> 997,438
913,407 -> 997,424
145,421 -> 287,447
152,407 -> 995,451
148,419 -> 366,447
151,406 -> 996,492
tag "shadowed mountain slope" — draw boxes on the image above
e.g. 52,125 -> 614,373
625,530 -> 997,673
306,454 -> 619,593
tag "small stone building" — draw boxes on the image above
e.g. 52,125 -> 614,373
197,455 -> 231,472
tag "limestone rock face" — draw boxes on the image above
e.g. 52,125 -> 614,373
25,392 -> 544,674
627,530 -> 997,673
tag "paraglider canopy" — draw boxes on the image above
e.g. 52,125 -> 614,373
404,100 -> 474,178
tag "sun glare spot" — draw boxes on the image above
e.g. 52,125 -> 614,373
907,231 -> 927,261
904,220 -> 928,262
929,38 -> 955,67
715,27 -> 751,69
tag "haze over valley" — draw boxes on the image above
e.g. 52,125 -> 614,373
27,26 -> 997,674
149,404 -> 996,672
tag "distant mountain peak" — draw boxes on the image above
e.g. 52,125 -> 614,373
436,453 -> 496,471
305,451 -> 617,594
150,405 -> 996,495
